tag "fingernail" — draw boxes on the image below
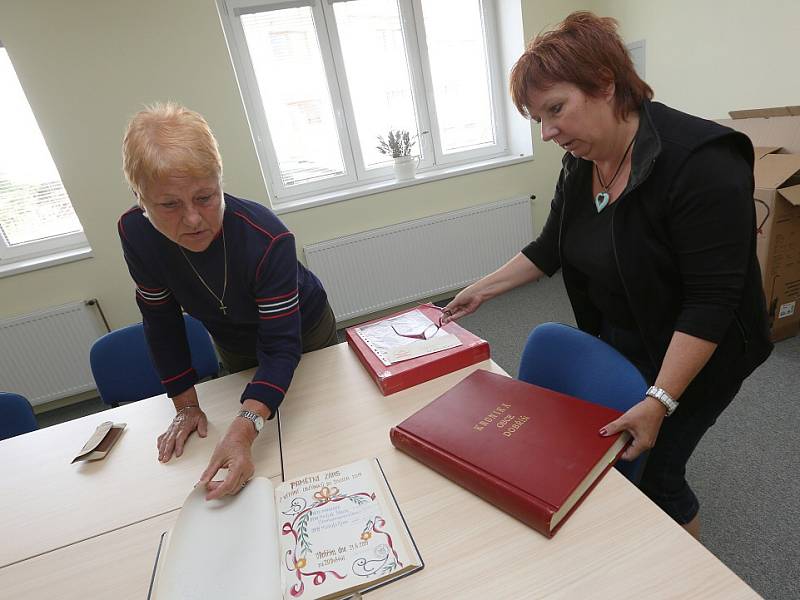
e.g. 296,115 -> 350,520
599,428 -> 608,436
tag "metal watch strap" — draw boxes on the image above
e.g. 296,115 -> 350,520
646,386 -> 679,417
237,409 -> 264,433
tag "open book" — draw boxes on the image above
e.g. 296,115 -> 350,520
148,458 -> 423,600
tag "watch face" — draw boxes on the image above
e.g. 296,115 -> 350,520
254,415 -> 264,431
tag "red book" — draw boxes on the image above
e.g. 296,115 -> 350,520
345,305 -> 490,395
390,370 -> 630,537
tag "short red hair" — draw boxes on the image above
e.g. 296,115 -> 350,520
510,12 -> 653,121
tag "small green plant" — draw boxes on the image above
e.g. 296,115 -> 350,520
376,129 -> 416,158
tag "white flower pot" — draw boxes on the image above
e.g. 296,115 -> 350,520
393,155 -> 419,181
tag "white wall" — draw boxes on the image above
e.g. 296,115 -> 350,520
598,0 -> 800,119
0,0 -> 582,329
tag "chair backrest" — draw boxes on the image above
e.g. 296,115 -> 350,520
517,322 -> 648,483
0,392 -> 38,440
90,314 -> 219,406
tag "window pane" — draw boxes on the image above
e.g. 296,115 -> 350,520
332,0 -> 419,169
0,48 -> 82,246
421,0 -> 495,154
241,8 -> 345,188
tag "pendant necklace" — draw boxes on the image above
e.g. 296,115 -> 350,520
594,136 -> 636,213
179,228 -> 228,315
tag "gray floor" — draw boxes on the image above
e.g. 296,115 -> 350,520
38,273 -> 799,599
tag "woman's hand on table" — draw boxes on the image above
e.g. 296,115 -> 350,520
157,405 -> 208,462
600,396 -> 667,461
197,419 -> 256,501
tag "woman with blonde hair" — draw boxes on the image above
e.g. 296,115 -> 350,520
119,102 -> 336,500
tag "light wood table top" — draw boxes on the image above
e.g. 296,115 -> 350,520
368,450 -> 759,599
0,343 -> 760,599
0,371 -> 281,568
0,453 -> 758,600
0,510 -> 180,600
278,343 -> 507,478
278,344 -> 760,599
0,476 -> 285,600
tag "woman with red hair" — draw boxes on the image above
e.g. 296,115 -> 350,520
443,12 -> 772,538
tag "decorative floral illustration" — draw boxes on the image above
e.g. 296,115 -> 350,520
352,516 -> 403,578
313,486 -> 339,503
281,486 -> 377,597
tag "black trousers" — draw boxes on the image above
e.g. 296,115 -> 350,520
601,322 -> 744,524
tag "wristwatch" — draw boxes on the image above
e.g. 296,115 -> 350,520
237,409 -> 265,434
646,386 -> 679,417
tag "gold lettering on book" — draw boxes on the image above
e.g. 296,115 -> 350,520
502,415 -> 530,437
472,402 -> 512,431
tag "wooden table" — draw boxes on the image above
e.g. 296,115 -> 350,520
278,344 -> 508,477
0,344 -> 760,599
0,475 -> 285,600
0,370 -> 281,568
279,345 -> 760,599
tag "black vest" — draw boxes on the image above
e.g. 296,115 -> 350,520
557,100 -> 772,393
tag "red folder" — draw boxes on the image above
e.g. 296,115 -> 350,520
390,370 -> 630,537
345,305 -> 490,395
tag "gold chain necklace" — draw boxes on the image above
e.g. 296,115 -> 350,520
179,228 -> 228,315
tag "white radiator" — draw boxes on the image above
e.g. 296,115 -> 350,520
0,300 -> 109,406
304,196 -> 533,321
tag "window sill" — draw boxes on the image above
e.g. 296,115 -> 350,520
273,153 -> 534,215
0,245 -> 93,278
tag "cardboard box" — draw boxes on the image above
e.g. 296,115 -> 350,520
718,108 -> 800,341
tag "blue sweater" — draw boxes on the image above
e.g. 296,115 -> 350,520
118,194 -> 328,415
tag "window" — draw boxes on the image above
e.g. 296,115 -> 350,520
0,42 -> 88,268
220,0 -> 507,204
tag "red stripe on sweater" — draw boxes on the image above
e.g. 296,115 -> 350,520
255,288 -> 298,302
138,298 -> 173,306
233,211 -> 276,240
250,380 -> 286,395
161,367 -> 195,384
255,231 -> 293,279
258,306 -> 300,320
118,206 -> 143,241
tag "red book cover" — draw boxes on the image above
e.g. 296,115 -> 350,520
345,305 -> 490,395
389,370 -> 630,537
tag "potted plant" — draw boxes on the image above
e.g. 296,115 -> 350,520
376,129 -> 419,181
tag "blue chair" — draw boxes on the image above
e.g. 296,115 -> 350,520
518,322 -> 648,484
90,314 -> 219,407
0,392 -> 38,440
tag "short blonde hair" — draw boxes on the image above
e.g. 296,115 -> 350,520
122,101 -> 223,198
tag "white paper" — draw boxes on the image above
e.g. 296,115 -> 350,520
275,459 -> 419,599
151,479 -> 282,600
355,309 -> 461,366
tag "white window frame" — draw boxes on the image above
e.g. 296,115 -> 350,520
218,0 -> 509,205
0,40 -> 90,274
